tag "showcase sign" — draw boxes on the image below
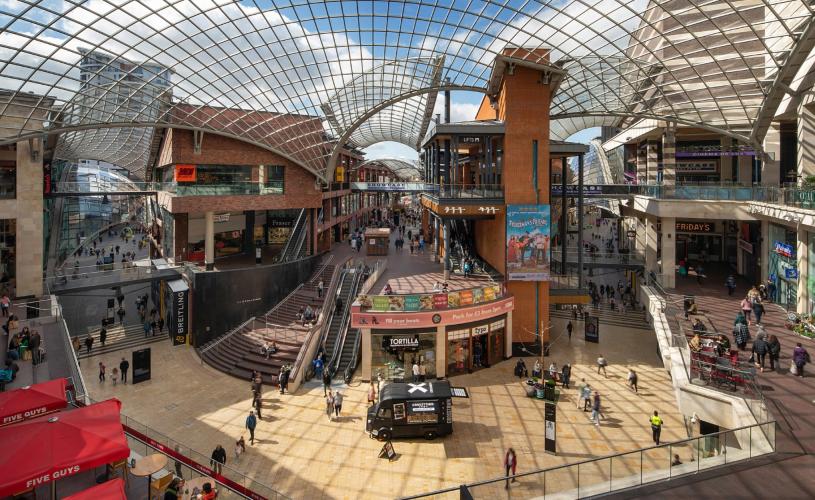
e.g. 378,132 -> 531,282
358,284 -> 503,312
774,241 -> 795,258
388,336 -> 420,349
507,205 -> 551,281
175,164 -> 196,182
351,296 -> 514,329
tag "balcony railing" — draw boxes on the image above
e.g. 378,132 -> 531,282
164,181 -> 284,196
425,183 -> 504,199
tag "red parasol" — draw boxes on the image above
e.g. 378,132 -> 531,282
63,478 -> 126,500
0,399 -> 129,497
0,378 -> 68,426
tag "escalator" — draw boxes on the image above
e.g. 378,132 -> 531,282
276,208 -> 308,262
321,268 -> 359,376
329,265 -> 364,380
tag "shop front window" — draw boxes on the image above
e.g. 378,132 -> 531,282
371,332 -> 436,382
0,218 -> 16,280
768,224 -> 797,311
447,328 -> 469,375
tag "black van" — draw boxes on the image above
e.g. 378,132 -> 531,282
366,381 -> 453,440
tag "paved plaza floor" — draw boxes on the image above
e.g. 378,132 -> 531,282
80,316 -> 683,499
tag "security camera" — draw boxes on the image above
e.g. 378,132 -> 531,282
690,413 -> 698,425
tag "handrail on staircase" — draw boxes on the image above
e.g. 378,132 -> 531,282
329,262 -> 364,376
198,315 -> 255,358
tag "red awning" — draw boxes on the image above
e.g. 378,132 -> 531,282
63,478 -> 127,500
0,378 -> 68,426
0,399 -> 130,497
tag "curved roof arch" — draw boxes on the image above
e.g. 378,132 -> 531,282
0,1 -> 811,180
354,158 -> 423,181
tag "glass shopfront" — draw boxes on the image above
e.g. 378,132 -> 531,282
447,316 -> 506,375
371,330 -> 436,382
768,223 -> 798,311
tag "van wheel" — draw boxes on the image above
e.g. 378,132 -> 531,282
424,431 -> 437,440
378,429 -> 392,441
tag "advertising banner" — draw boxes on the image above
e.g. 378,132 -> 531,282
584,316 -> 599,343
359,285 -> 504,313
174,164 -> 196,182
404,295 -> 420,311
507,205 -> 551,281
351,296 -> 514,329
372,296 -> 390,311
433,293 -> 449,309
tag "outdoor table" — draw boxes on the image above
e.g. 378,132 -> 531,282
131,453 -> 168,492
181,476 -> 216,500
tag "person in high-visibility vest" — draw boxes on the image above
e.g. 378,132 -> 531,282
650,411 -> 664,445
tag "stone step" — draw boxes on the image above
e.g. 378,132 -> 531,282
75,324 -> 168,359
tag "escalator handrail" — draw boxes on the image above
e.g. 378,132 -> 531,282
343,328 -> 361,384
277,208 -> 306,262
328,262 -> 364,375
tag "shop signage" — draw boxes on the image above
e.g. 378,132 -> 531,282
738,238 -> 753,254
175,164 -> 197,182
626,230 -> 637,237
676,221 -> 714,233
388,336 -> 420,349
507,205 -> 551,281
785,268 -> 799,279
460,136 -> 481,143
774,241 -> 795,258
490,319 -> 506,330
473,325 -> 489,335
359,285 -> 503,312
350,182 -> 434,192
213,213 -> 230,223
675,145 -> 755,157
676,160 -> 718,173
351,296 -> 514,329
378,441 -> 396,461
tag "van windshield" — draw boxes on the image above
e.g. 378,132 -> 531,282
377,407 -> 392,419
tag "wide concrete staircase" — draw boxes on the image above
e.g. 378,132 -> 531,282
199,261 -> 336,384
549,303 -> 651,331
76,323 -> 166,360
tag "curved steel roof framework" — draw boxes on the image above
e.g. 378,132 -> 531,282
0,1 -> 811,181
354,157 -> 423,181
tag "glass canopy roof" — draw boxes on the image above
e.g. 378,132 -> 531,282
0,1 -> 811,181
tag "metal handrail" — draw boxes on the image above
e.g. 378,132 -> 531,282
343,327 -> 362,384
276,208 -> 306,262
400,420 -> 776,499
198,315 -> 255,357
329,263 -> 364,376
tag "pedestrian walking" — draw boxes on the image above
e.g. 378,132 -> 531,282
317,279 -> 324,299
235,436 -> 246,459
566,320 -> 573,341
1,294 -> 9,317
753,300 -> 765,325
792,342 -> 810,377
650,411 -> 663,445
577,379 -> 591,411
119,357 -> 129,383
752,335 -> 769,371
245,411 -> 257,445
325,389 -> 335,421
725,274 -> 736,296
99,325 -> 107,347
84,335 -> 94,355
768,335 -> 781,371
111,367 -> 119,386
504,448 -> 517,489
590,392 -> 601,426
368,382 -> 376,405
210,445 -> 226,475
514,359 -> 527,379
174,445 -> 183,478
740,297 -> 753,324
322,367 -> 331,396
597,354 -> 608,377
561,363 -> 571,389
412,360 -> 420,383
627,369 -> 638,393
253,392 -> 263,419
333,391 -> 343,418
29,330 -> 41,365
98,362 -> 106,382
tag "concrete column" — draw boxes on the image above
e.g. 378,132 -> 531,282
637,143 -> 647,185
760,220 -> 770,282
762,125 -> 782,186
645,216 -> 659,280
661,217 -> 676,288
798,100 -> 815,180
646,141 -> 659,184
736,137 -> 752,185
577,153 -> 584,286
797,227 -> 809,314
205,211 -> 215,271
662,124 -> 676,186
14,138 -> 43,297
435,325 -> 446,378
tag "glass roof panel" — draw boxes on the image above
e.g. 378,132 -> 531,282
0,0 -> 809,180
